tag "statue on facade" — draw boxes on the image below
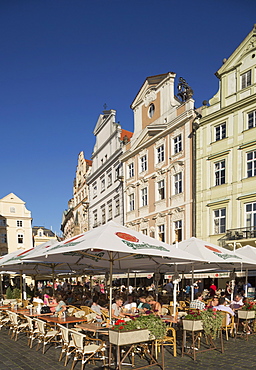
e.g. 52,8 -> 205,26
177,77 -> 194,102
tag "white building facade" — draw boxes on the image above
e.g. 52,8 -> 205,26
87,109 -> 132,229
61,152 -> 92,239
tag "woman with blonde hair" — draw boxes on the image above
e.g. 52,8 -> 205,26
146,295 -> 162,315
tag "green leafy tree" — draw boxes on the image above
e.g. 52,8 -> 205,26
6,286 -> 13,299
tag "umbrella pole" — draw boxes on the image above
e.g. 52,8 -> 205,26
0,273 -> 3,298
191,264 -> 194,301
173,266 -> 178,318
109,251 -> 113,323
22,273 -> 27,300
245,268 -> 248,297
20,270 -> 23,301
127,269 -> 130,294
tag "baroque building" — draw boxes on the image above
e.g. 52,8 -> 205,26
87,109 -> 132,229
121,72 -> 196,243
0,193 -> 32,255
32,226 -> 57,247
61,152 -> 92,239
196,25 -> 256,248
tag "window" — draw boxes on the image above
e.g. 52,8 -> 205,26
10,207 -> 15,213
248,110 -> 256,129
0,233 -> 7,243
215,160 -> 225,186
247,150 -> 256,177
128,163 -> 134,178
17,220 -> 23,227
129,194 -> 135,212
148,103 -> 155,118
157,180 -> 165,200
174,172 -> 182,194
140,155 -> 147,172
241,70 -> 251,89
158,224 -> 165,242
141,229 -> 148,235
102,206 -> 106,225
93,211 -> 98,227
174,220 -> 182,242
173,134 -> 182,154
0,219 -> 6,226
17,234 -> 23,244
215,123 -> 226,141
245,202 -> 256,230
101,177 -> 105,192
214,208 -> 226,234
108,202 -> 112,220
107,172 -> 112,187
92,182 -> 97,197
156,145 -> 164,163
141,188 -> 148,207
115,197 -> 120,217
115,164 -> 121,180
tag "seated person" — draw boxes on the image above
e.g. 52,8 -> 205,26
123,294 -> 137,312
137,295 -> 151,312
53,295 -> 66,314
207,296 -> 219,309
230,294 -> 243,310
91,296 -> 108,322
111,297 -> 125,319
215,297 -> 234,324
146,295 -> 162,315
190,292 -> 205,310
33,293 -> 44,305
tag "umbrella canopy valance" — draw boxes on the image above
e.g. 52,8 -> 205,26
22,221 -> 202,270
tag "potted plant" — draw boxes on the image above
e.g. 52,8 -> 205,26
183,310 -> 203,332
109,314 -> 166,346
238,301 -> 256,320
200,309 -> 223,339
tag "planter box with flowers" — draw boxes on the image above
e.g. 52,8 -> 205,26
238,301 -> 256,320
109,314 -> 166,346
183,309 -> 223,339
183,310 -> 203,332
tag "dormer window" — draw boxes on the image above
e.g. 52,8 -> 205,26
241,70 -> 251,89
148,103 -> 155,119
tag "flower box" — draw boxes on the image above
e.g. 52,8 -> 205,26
238,310 -> 255,320
109,328 -> 151,346
183,319 -> 203,331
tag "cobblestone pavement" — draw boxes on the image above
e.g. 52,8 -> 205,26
0,327 -> 256,370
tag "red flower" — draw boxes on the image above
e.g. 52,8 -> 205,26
119,326 -> 124,330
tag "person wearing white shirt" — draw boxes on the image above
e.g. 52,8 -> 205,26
215,297 -> 234,324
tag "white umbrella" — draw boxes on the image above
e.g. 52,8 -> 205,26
176,237 -> 255,301
22,221 -> 202,320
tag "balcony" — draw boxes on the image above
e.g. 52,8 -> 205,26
218,226 -> 256,248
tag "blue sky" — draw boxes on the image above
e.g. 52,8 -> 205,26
0,0 -> 255,235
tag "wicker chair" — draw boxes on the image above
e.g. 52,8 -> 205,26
155,325 -> 177,357
70,330 -> 106,370
34,318 -> 60,354
58,324 -> 76,366
219,310 -> 235,340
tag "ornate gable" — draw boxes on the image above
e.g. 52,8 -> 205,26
216,25 -> 256,77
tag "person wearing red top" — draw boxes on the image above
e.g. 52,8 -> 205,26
209,282 -> 217,297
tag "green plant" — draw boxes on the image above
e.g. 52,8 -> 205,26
12,288 -> 21,299
184,310 -> 202,320
6,286 -> 13,299
241,301 -> 256,311
200,309 -> 222,339
113,314 -> 166,339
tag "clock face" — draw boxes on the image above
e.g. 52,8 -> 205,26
148,103 -> 155,118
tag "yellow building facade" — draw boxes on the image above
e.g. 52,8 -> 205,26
196,25 -> 256,248
0,193 -> 33,255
